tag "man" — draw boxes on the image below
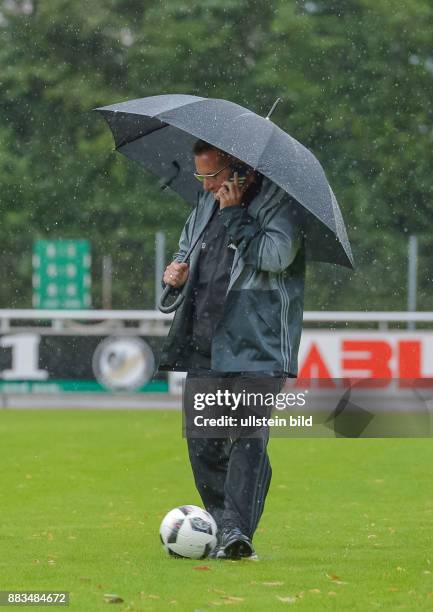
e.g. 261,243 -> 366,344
158,140 -> 305,559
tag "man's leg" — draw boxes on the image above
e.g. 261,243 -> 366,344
222,429 -> 272,539
184,369 -> 230,530
216,373 -> 285,558
186,437 -> 229,529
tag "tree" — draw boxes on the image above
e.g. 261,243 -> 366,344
0,0 -> 432,311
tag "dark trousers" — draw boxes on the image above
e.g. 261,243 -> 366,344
185,369 -> 285,539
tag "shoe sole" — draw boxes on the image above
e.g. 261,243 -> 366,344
243,553 -> 259,561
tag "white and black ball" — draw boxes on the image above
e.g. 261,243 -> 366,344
159,505 -> 217,559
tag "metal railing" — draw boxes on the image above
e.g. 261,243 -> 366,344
0,309 -> 432,335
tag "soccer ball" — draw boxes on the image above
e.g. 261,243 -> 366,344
159,505 -> 218,559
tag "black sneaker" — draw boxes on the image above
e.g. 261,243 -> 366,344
215,528 -> 256,560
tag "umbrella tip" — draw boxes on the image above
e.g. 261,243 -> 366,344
265,97 -> 282,120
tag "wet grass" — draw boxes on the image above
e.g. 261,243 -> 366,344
1,409 -> 432,610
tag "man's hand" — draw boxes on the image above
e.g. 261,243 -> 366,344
217,172 -> 243,209
163,261 -> 189,288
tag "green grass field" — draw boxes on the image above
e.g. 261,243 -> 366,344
1,409 -> 432,611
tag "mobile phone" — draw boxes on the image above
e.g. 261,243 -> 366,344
229,163 -> 249,187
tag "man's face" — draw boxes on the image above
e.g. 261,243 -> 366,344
194,150 -> 231,195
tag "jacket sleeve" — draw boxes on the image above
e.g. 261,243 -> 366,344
172,207 -> 197,263
161,207 -> 197,288
218,196 -> 303,273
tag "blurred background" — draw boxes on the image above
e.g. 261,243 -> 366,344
0,0 -> 432,403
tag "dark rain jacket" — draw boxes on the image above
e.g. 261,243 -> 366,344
158,176 -> 306,377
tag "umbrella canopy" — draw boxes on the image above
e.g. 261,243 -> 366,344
94,94 -> 354,269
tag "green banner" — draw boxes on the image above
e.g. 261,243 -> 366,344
33,239 -> 91,309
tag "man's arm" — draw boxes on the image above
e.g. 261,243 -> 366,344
218,196 -> 303,274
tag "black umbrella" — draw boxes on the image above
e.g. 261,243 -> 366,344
94,94 -> 354,271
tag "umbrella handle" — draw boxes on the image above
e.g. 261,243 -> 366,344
158,284 -> 185,314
